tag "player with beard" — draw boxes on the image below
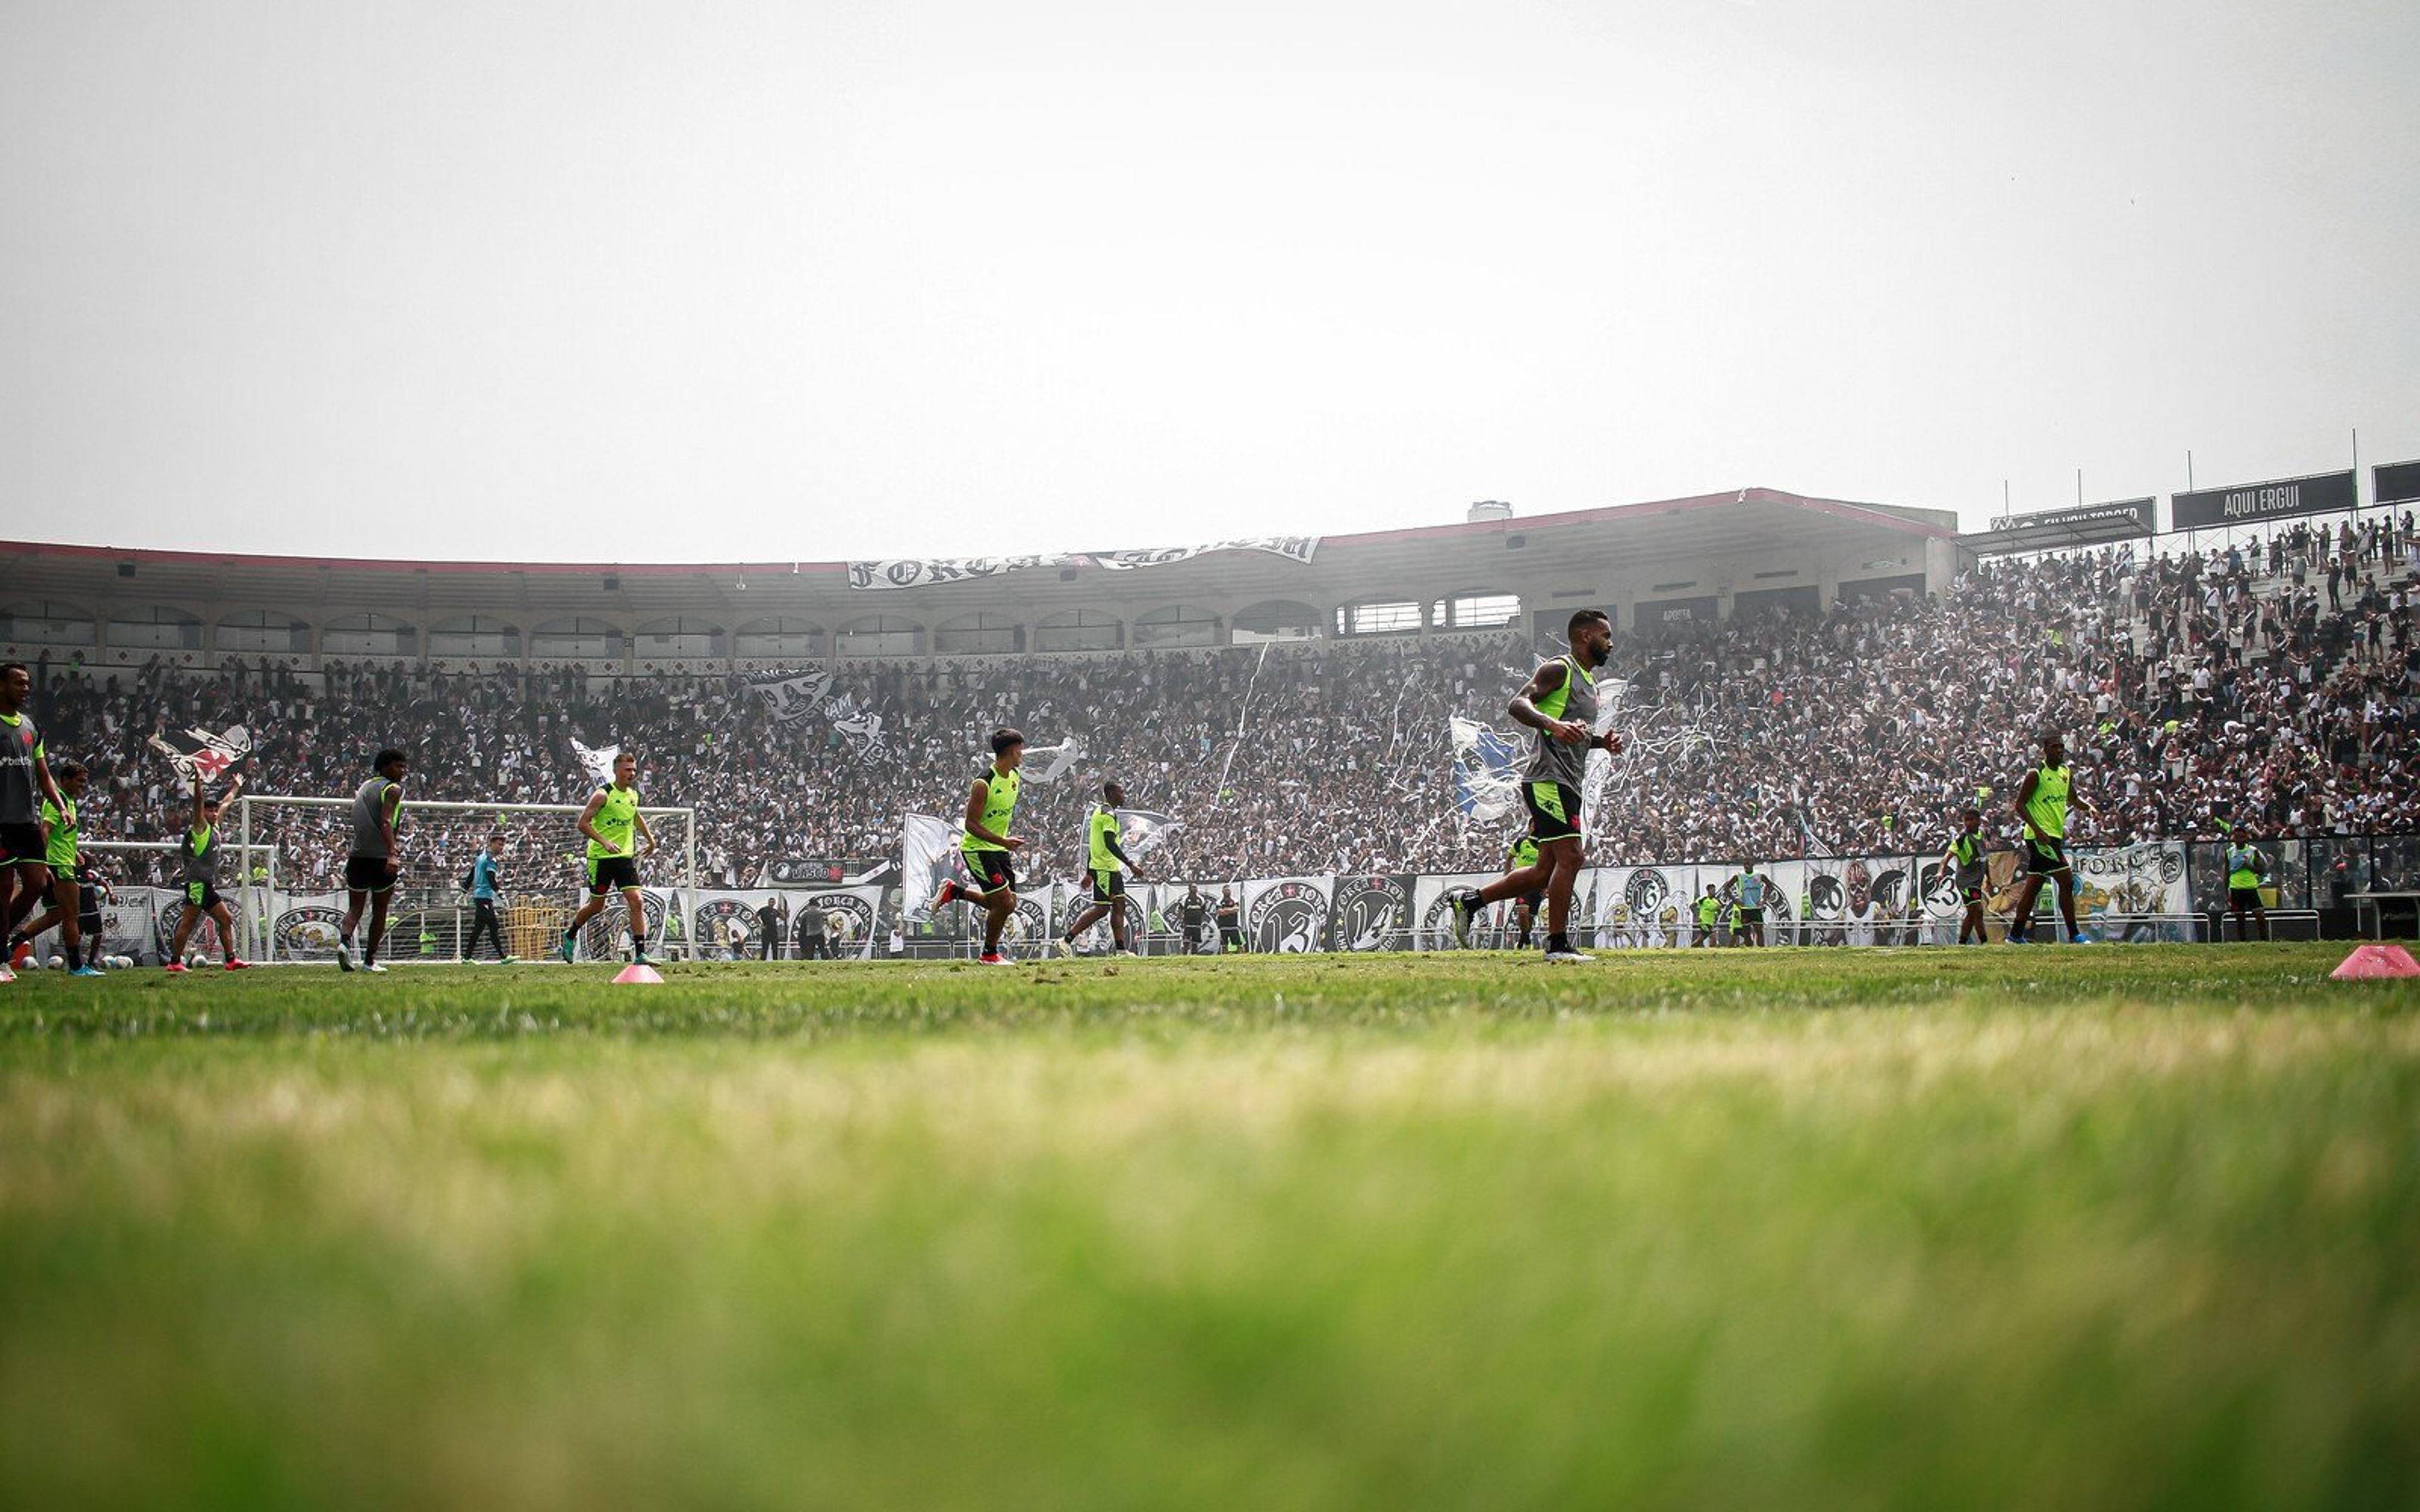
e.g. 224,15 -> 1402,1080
1448,609 -> 1624,963
0,662 -> 71,983
8,760 -> 101,975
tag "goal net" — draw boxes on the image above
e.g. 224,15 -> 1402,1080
234,794 -> 700,965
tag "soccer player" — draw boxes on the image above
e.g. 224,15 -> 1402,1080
466,832 -> 514,963
8,760 -> 100,975
338,749 -> 408,973
927,728 -> 1025,965
1056,779 -> 1146,957
2223,820 -> 2271,942
0,661 -> 71,983
1692,885 -> 1720,947
1944,808 -> 1988,944
562,750 -> 656,965
2006,731 -> 2093,945
1448,610 -> 1624,963
1506,834 -> 1542,948
1728,861 -> 1766,946
166,772 -> 248,972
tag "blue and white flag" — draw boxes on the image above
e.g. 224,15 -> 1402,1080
1449,717 -> 1523,821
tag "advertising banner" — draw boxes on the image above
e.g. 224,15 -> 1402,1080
2171,469 -> 2355,530
1240,874 -> 1334,953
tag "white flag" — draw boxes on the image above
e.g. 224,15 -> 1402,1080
902,813 -> 962,920
572,738 -> 620,786
1020,736 -> 1083,784
1112,808 -> 1181,862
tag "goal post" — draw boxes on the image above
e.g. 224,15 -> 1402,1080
235,793 -> 700,965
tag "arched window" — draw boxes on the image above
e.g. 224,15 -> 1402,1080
427,616 -> 522,658
1432,590 -> 1520,630
105,605 -> 204,651
835,615 -> 925,658
933,614 -> 1022,656
634,617 -> 727,659
216,610 -> 310,654
1035,609 -> 1121,653
1133,604 -> 1221,648
734,617 -> 827,660
1232,600 -> 1320,643
321,613 -> 418,656
0,600 -> 96,648
1334,597 -> 1423,637
529,617 -> 624,660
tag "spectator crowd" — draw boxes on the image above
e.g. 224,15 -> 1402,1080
23,512 -> 2418,896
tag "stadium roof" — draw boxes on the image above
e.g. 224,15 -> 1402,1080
3,487 -> 1955,622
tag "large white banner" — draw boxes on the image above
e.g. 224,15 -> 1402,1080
847,536 -> 1318,591
1240,874 -> 1333,953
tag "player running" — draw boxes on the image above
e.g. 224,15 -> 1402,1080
1056,779 -> 1146,957
928,728 -> 1025,965
2005,731 -> 2093,945
562,750 -> 657,965
1447,610 -> 1624,963
0,662 -> 71,983
8,760 -> 101,975
1942,807 -> 1988,943
166,772 -> 249,972
337,749 -> 408,973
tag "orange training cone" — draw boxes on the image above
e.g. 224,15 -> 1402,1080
613,963 -> 664,985
2329,944 -> 2420,980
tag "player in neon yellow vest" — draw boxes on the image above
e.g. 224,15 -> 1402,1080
562,750 -> 657,964
2222,819 -> 2270,942
7,759 -> 101,975
2005,731 -> 2092,944
1507,834 -> 1541,948
1055,779 -> 1148,957
1942,806 -> 1989,944
1446,609 -> 1625,962
928,728 -> 1026,964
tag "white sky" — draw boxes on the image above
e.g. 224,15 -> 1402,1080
4,0 -> 2416,563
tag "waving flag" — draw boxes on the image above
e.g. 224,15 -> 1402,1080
149,724 -> 252,794
902,813 -> 962,920
572,738 -> 620,786
751,671 -> 833,726
1449,717 -> 1523,821
1020,736 -> 1083,785
1112,808 -> 1181,862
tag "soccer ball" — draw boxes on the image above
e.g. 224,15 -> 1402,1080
47,955 -> 64,970
113,955 -> 135,970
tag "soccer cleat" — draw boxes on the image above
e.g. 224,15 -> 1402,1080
224,958 -> 250,971
1051,936 -> 1075,959
8,941 -> 30,971
336,941 -> 355,972
0,965 -> 14,983
69,965 -> 104,977
165,961 -> 190,975
1448,890 -> 1478,948
499,954 -> 519,966
930,881 -> 960,912
366,962 -> 388,974
1543,946 -> 1595,964
2069,932 -> 2094,945
558,934 -> 577,965
978,952 -> 1013,966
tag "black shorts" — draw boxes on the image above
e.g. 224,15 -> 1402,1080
345,855 -> 396,894
587,855 -> 642,896
2228,886 -> 2265,909
0,822 -> 45,866
1090,868 -> 1126,905
962,849 -> 1015,898
182,882 -> 222,912
1523,781 -> 1583,844
1959,885 -> 1986,907
1739,908 -> 1764,926
2024,837 -> 2070,877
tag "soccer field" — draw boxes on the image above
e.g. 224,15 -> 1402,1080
3,946 -> 2415,1509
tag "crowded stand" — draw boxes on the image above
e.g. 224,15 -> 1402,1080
16,512 -> 2415,903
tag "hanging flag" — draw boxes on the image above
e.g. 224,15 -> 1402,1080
148,724 -> 253,793
1449,717 -> 1522,821
1111,808 -> 1181,862
901,813 -> 962,920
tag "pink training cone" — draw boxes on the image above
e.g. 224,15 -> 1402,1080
2329,944 -> 2420,980
613,963 -> 664,985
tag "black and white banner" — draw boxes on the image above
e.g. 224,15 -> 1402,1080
2171,469 -> 2355,530
847,536 -> 1318,591
751,671 -> 833,724
148,724 -> 251,794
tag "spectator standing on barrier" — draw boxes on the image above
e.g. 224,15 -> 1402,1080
756,897 -> 781,961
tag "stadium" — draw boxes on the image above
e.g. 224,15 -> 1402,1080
6,477 -> 2420,1504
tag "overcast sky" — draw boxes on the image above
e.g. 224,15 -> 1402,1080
4,0 -> 2416,564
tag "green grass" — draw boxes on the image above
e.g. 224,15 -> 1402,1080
3,946 -> 2416,1509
